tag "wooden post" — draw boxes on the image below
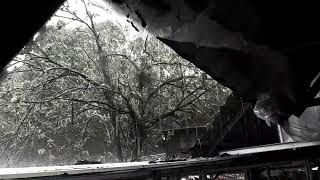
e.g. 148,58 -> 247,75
266,168 -> 271,180
305,160 -> 313,180
170,174 -> 179,180
245,169 -> 251,180
277,124 -> 284,143
199,174 -> 206,180
245,168 -> 264,180
152,171 -> 161,180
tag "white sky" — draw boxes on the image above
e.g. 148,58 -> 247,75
8,0 -> 148,72
50,0 -> 148,40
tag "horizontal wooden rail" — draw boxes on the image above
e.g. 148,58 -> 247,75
1,141 -> 320,179
219,141 -> 320,156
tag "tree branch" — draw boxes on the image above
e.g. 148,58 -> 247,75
147,75 -> 196,101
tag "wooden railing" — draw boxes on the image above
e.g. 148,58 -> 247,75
1,141 -> 320,179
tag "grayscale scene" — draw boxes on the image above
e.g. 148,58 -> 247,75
0,0 -> 319,179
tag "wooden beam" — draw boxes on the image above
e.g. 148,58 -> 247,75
219,141 -> 320,156
308,97 -> 320,107
310,75 -> 320,98
2,142 -> 320,179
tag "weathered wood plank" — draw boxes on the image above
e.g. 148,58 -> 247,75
1,142 -> 320,179
219,141 -> 320,156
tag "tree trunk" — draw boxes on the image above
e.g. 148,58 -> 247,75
133,119 -> 142,161
110,111 -> 123,162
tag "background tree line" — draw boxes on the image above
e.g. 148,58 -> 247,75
0,0 -> 230,167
